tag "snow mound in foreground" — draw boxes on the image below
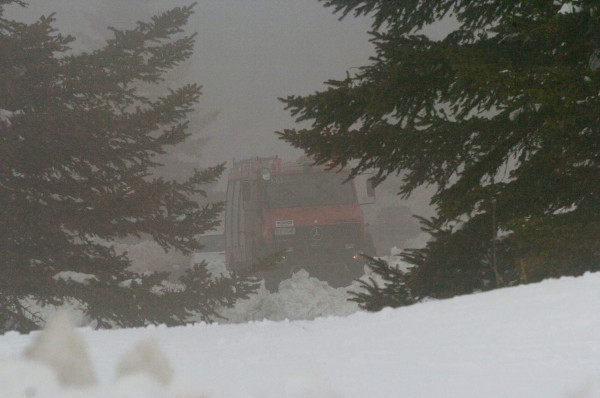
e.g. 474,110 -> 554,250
1,311 -> 343,397
24,312 -> 96,387
2,273 -> 600,397
1,312 -> 203,398
215,250 -> 416,324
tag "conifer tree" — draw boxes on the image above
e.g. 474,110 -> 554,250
349,255 -> 414,312
279,1 -> 600,305
0,1 -> 258,332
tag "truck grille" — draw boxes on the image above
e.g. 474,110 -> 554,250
274,223 -> 363,251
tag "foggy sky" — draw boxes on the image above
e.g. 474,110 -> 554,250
189,1 -> 374,166
6,0 -> 438,215
7,0 -> 375,166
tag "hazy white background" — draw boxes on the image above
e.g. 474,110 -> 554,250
7,0 -> 374,165
6,0 -> 438,222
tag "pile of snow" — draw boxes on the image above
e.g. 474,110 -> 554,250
23,312 -> 97,387
52,271 -> 98,285
215,245 -> 421,324
218,234 -> 427,324
0,109 -> 14,126
0,312 -> 191,397
2,272 -> 600,397
558,2 -> 583,14
220,270 -> 359,323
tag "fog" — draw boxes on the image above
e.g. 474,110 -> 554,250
8,0 -> 373,165
6,0 -> 436,223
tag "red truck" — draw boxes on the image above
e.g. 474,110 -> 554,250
224,156 -> 374,288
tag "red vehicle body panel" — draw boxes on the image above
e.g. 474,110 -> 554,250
224,157 -> 371,275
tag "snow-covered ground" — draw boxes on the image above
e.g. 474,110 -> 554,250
107,235 -> 419,325
2,271 -> 600,397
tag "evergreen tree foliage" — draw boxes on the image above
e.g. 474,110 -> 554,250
0,1 -> 259,332
400,215 -> 518,300
349,255 -> 414,312
279,1 -> 600,306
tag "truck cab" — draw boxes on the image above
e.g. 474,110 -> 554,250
225,156 -> 374,288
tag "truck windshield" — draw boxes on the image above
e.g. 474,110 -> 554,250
264,171 -> 356,208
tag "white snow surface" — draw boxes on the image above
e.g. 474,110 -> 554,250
558,2 -> 583,14
219,269 -> 360,324
0,109 -> 13,126
215,253 -> 412,324
2,272 -> 600,397
52,271 -> 98,285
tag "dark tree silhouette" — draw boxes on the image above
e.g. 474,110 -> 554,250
279,0 -> 600,306
0,1 -> 259,332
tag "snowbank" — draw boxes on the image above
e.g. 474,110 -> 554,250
0,311 -> 210,397
3,273 -> 600,397
215,250 -> 418,324
219,269 -> 359,323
